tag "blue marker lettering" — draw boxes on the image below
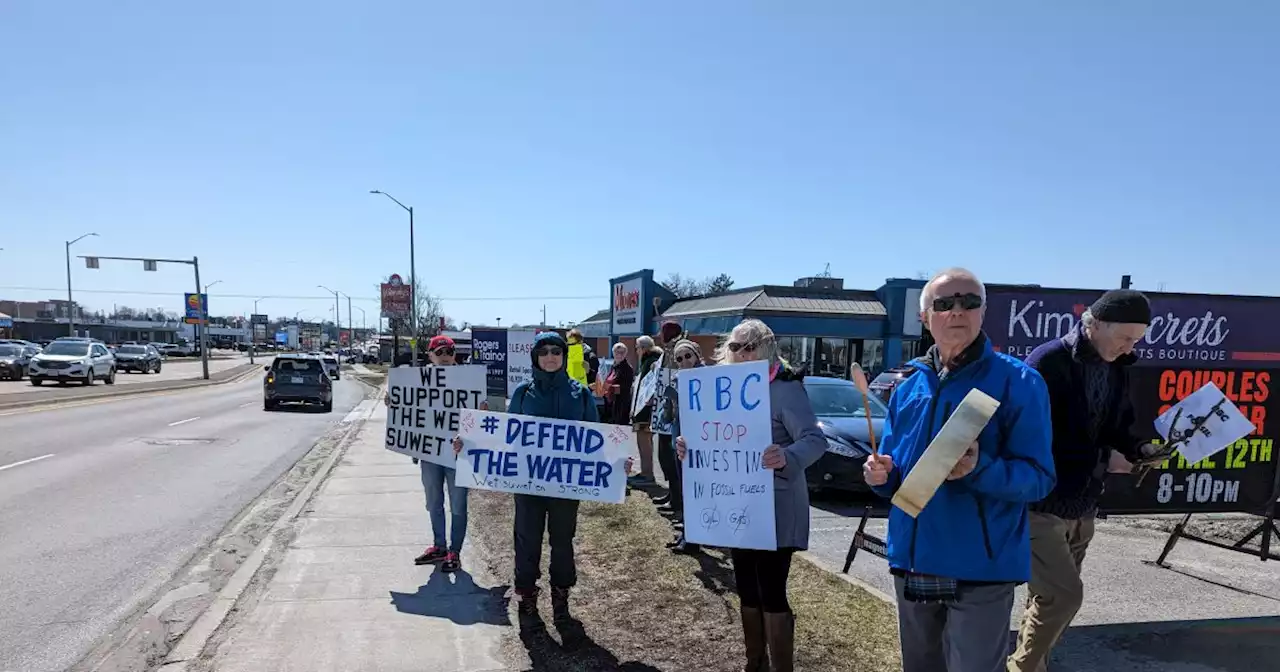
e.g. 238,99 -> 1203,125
583,429 -> 603,455
688,378 -> 703,411
741,372 -> 762,410
505,418 -> 523,445
715,376 -> 732,410
552,423 -> 568,451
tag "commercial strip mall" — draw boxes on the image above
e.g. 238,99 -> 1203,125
573,268 -> 1280,379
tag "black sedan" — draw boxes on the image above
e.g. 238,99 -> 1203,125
802,376 -> 889,494
114,344 -> 163,373
0,344 -> 30,380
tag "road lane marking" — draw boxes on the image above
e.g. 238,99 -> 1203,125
168,416 -> 201,427
0,454 -> 55,472
0,364 -> 266,417
239,401 -> 255,408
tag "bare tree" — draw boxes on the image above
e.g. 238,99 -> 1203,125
382,274 -> 449,337
661,272 -> 736,298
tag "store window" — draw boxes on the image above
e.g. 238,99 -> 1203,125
816,338 -> 850,378
902,339 -> 921,364
860,339 -> 885,375
777,336 -> 815,370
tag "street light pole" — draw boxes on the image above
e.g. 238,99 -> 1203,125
370,190 -> 418,367
250,297 -> 266,365
65,232 -> 98,336
194,259 -> 209,379
318,285 -> 340,351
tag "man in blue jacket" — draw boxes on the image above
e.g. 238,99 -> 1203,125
864,268 -> 1056,672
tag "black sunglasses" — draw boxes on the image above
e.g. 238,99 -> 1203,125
726,341 -> 758,354
535,346 -> 564,357
675,353 -> 696,363
432,347 -> 455,356
931,293 -> 984,313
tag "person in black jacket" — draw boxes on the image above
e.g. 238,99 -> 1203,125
1009,289 -> 1161,672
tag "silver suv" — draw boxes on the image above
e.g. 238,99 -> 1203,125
29,340 -> 117,386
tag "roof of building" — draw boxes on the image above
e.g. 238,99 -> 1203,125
661,286 -> 886,319
577,308 -> 612,324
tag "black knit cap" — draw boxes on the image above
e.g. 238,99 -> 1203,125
1090,289 -> 1152,325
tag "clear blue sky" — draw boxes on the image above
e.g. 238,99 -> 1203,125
2,2 -> 1277,328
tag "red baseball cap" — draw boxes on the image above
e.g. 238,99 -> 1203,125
427,335 -> 455,351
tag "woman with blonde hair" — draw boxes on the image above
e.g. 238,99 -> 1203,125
677,319 -> 826,672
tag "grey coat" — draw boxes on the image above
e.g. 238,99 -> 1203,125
767,377 -> 827,550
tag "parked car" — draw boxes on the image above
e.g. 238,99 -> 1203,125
803,376 -> 888,493
28,339 -> 117,386
321,355 -> 340,380
0,343 -> 31,380
264,354 -> 333,412
867,366 -> 918,405
114,344 -> 163,373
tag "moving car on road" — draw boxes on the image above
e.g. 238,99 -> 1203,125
803,376 -> 888,493
114,344 -> 163,374
320,355 -> 340,380
28,340 -> 117,386
263,354 -> 333,412
0,343 -> 31,381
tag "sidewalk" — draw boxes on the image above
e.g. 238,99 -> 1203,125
203,405 -> 511,672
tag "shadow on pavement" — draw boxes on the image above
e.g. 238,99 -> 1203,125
388,568 -> 512,627
517,610 -> 664,672
1052,616 -> 1280,672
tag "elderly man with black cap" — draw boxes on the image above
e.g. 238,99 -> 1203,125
1008,289 -> 1162,672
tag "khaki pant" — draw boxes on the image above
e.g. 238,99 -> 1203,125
1007,512 -> 1095,672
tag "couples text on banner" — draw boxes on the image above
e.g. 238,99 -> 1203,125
385,365 -> 487,466
892,389 -> 1000,518
455,409 -> 634,503
678,361 -> 776,550
1155,382 -> 1257,465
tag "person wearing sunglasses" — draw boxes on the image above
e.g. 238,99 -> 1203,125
662,338 -> 704,555
674,319 -> 826,672
382,334 -> 481,573
862,268 -> 1055,672
504,331 -> 632,624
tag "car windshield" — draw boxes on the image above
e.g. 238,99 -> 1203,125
119,345 -> 147,354
45,342 -> 91,357
806,383 -> 889,418
275,359 -> 320,372
0,345 -> 22,356
323,357 -> 337,365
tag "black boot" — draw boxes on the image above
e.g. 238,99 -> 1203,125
551,586 -> 572,624
763,612 -> 794,672
741,606 -> 770,672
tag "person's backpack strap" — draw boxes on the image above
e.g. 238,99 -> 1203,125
513,385 -> 529,414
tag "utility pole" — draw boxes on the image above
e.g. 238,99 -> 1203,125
65,232 -> 98,336
318,285 -> 340,351
347,294 -> 353,350
542,304 -> 547,327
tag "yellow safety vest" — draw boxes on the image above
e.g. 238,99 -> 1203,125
567,343 -> 589,388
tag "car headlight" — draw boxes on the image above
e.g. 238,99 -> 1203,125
825,437 -> 869,459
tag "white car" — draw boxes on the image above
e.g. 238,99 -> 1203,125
28,340 -> 117,386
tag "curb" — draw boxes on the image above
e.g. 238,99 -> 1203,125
0,363 -> 263,411
160,396 -> 378,671
795,550 -> 895,605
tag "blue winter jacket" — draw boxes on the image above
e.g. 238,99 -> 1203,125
509,332 -> 599,423
871,335 -> 1056,583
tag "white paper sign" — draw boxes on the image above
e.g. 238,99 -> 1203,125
385,365 -> 487,466
632,363 -> 658,422
506,329 -> 536,401
1154,382 -> 1256,465
455,409 -> 634,503
651,367 -> 678,435
678,361 -> 776,550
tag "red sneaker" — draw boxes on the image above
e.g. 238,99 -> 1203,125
441,552 -> 461,573
414,545 -> 448,565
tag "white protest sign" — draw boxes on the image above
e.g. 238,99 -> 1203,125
678,361 -> 776,550
455,409 -> 634,503
1154,382 -> 1256,465
506,329 -> 536,401
651,367 -> 678,435
385,365 -> 487,467
632,357 -> 660,421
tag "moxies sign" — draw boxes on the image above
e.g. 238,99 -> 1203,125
985,289 -> 1278,368
611,277 -> 645,335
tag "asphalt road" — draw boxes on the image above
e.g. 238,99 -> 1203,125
806,496 -> 1280,671
0,353 -> 267,403
0,371 -> 369,672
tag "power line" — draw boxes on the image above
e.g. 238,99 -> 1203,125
0,285 -> 607,302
